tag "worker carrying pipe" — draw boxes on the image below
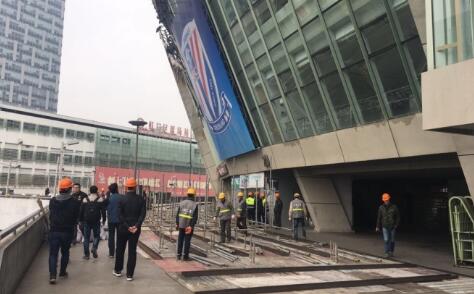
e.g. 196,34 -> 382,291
214,192 -> 235,243
176,188 -> 199,261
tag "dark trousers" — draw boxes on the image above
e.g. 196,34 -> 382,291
220,219 -> 231,242
293,218 -> 306,240
114,228 -> 140,277
72,225 -> 78,244
108,223 -> 119,256
49,231 -> 73,275
274,213 -> 282,227
237,217 -> 247,232
247,209 -> 255,221
177,228 -> 193,258
83,222 -> 100,256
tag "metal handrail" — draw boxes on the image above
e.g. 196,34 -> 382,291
0,206 -> 49,241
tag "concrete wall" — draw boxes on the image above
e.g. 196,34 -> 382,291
0,215 -> 47,294
422,58 -> 474,131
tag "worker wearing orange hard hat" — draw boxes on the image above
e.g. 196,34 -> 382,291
114,178 -> 146,281
48,177 -> 81,284
176,187 -> 198,261
376,193 -> 400,258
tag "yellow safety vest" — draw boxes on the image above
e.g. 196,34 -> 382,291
246,197 -> 255,207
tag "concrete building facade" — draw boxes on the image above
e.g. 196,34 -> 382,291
153,0 -> 474,235
0,0 -> 65,112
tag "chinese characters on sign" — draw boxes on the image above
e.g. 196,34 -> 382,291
139,122 -> 195,142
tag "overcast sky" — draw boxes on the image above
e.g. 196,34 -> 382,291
57,0 -> 190,128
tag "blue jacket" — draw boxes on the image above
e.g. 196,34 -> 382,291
107,193 -> 122,224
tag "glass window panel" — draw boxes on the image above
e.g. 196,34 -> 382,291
37,125 -> 50,135
301,82 -> 334,133
372,47 -> 418,117
319,0 -> 338,11
345,62 -> 383,123
236,71 -> 256,109
285,32 -> 315,86
325,1 -> 363,66
269,43 -> 297,93
251,108 -> 270,146
245,63 -> 268,105
292,0 -> 318,25
237,39 -> 253,66
391,2 -> 418,41
51,127 -> 64,137
302,17 -> 337,76
235,0 -> 250,16
352,0 -> 386,27
260,103 -> 283,143
223,33 -> 242,73
261,15 -> 280,49
248,31 -> 266,58
230,23 -> 245,45
271,98 -> 297,140
404,37 -> 427,81
6,120 -> 20,130
222,1 -> 237,26
321,72 -> 357,129
286,90 -> 314,137
257,55 -> 281,99
360,16 -> 395,54
241,11 -> 257,36
23,122 -> 36,133
271,0 -> 298,38
253,0 -> 272,25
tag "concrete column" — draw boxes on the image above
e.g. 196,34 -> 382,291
454,134 -> 474,196
294,170 -> 352,232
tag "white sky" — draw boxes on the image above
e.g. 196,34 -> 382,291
57,0 -> 190,129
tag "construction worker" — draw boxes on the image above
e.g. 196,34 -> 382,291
236,191 -> 247,233
273,191 -> 283,227
114,178 -> 146,281
256,192 -> 263,224
246,192 -> 256,223
176,188 -> 199,261
214,192 -> 234,243
289,192 -> 307,241
48,178 -> 81,284
376,193 -> 400,258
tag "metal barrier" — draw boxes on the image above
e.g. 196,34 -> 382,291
0,206 -> 49,294
449,196 -> 474,267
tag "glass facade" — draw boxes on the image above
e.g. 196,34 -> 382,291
0,0 -> 65,112
206,0 -> 425,147
432,0 -> 474,68
95,129 -> 206,175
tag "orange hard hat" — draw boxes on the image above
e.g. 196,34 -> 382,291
187,188 -> 196,196
382,193 -> 391,201
124,178 -> 137,188
58,178 -> 73,190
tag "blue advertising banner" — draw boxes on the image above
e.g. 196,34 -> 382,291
169,0 -> 255,160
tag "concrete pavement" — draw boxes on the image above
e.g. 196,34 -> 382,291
16,240 -> 190,294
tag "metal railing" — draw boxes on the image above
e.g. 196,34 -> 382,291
449,196 -> 474,267
0,206 -> 49,242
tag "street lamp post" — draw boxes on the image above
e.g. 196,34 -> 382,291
53,140 -> 79,196
4,162 -> 21,196
128,118 -> 147,180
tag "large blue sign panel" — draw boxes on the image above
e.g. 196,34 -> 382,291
169,0 -> 255,160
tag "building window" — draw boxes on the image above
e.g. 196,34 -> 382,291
6,120 -> 21,131
76,131 -> 85,140
66,129 -> 75,138
122,138 -> 131,145
74,155 -> 83,165
3,148 -> 18,160
37,125 -> 50,135
49,153 -> 60,163
35,151 -> 48,162
111,136 -> 121,144
84,157 -> 93,166
63,154 -> 73,165
100,135 -> 110,142
86,133 -> 95,142
23,122 -> 37,133
21,150 -> 34,161
51,127 -> 64,137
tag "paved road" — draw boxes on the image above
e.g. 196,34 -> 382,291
16,241 -> 190,294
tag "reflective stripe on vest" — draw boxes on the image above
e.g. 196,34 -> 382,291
179,213 -> 193,219
219,209 -> 231,214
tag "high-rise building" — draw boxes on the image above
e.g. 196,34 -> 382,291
0,0 -> 65,112
154,0 -> 474,235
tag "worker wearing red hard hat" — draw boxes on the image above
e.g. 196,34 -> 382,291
113,178 -> 146,281
376,193 -> 400,258
48,178 -> 81,284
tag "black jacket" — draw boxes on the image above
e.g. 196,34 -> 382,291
274,198 -> 283,216
72,191 -> 88,202
49,193 -> 81,233
79,194 -> 107,224
376,203 -> 400,230
119,192 -> 146,229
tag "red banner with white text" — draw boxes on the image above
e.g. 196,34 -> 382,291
95,166 -> 214,197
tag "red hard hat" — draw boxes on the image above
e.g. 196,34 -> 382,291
124,178 -> 137,188
58,178 -> 73,190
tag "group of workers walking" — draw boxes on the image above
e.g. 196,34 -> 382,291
48,177 -> 146,285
